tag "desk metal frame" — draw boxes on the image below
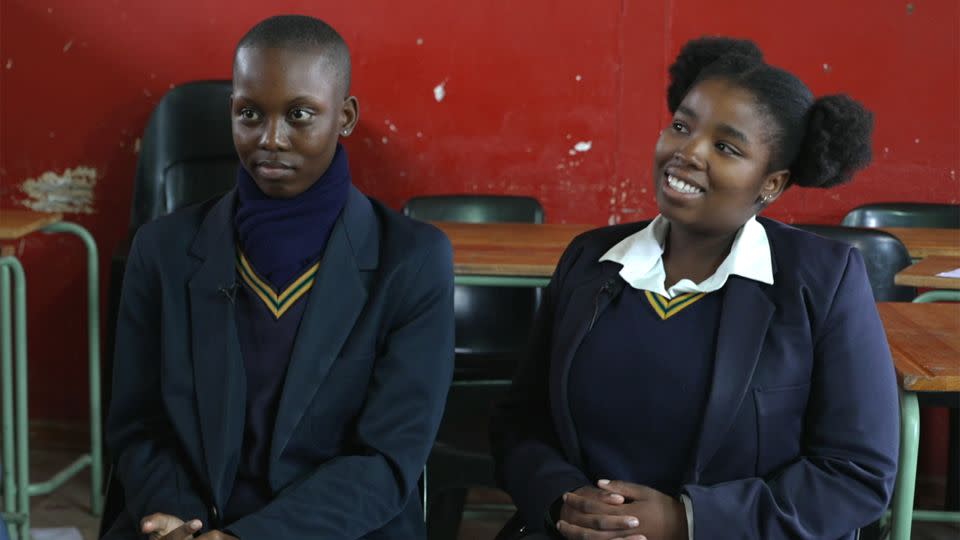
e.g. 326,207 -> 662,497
0,222 -> 102,540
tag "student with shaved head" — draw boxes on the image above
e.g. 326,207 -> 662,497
104,15 -> 454,540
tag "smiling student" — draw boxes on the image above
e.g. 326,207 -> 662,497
104,15 -> 454,540
491,37 -> 898,540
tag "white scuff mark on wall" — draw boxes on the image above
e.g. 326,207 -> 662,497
608,215 -> 617,225
5,59 -> 12,70
47,7 -> 53,13
48,131 -> 55,138
19,166 -> 97,214
134,138 -> 142,154
433,79 -> 448,102
416,131 -> 424,138
575,74 -> 582,82
63,40 -> 73,52
389,123 -> 398,133
571,140 -> 592,154
416,38 -> 424,46
381,136 -> 389,144
914,138 -> 920,144
143,89 -> 152,97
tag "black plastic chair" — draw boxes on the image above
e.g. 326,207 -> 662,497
795,225 -> 915,302
101,81 -> 237,538
842,203 -> 960,229
107,79 -> 237,389
403,195 -> 543,540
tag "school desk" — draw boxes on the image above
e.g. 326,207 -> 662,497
431,221 -> 592,287
881,227 -> 960,259
0,209 -> 103,540
879,302 -> 960,540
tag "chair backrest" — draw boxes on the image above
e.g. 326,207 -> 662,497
130,80 -> 237,233
403,195 -> 544,377
796,225 -> 915,302
403,195 -> 544,224
841,203 -> 960,229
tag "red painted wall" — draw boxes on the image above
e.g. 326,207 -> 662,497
1,0 -> 958,424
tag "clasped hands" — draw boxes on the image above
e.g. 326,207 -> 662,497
139,513 -> 238,540
555,480 -> 688,540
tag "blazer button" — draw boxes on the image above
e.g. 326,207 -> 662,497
209,504 -> 220,525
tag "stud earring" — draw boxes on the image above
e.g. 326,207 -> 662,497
760,194 -> 774,204
341,130 -> 349,136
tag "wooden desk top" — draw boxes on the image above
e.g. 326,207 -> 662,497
880,227 -> 960,258
0,209 -> 63,240
878,302 -> 960,392
432,221 -> 593,277
895,256 -> 960,289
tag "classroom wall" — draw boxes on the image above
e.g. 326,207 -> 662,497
0,1 -> 957,426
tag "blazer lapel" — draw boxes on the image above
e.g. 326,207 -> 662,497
186,190 -> 247,507
270,187 -> 378,463
550,263 -> 624,468
688,276 -> 774,480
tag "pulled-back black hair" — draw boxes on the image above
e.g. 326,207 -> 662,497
667,37 -> 873,188
236,15 -> 352,94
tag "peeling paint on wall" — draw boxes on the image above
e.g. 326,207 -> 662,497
433,79 -> 448,102
19,166 -> 97,214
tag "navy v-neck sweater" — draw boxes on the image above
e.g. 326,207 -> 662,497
567,286 -> 723,495
224,146 -> 350,524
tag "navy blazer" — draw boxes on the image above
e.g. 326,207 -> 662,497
104,186 -> 454,539
491,217 -> 899,539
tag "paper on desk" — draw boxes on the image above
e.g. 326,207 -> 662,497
935,267 -> 960,279
30,528 -> 83,540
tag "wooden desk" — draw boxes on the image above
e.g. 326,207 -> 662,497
432,222 -> 593,285
894,256 -> 960,290
880,227 -> 960,258
878,302 -> 960,539
879,302 -> 960,392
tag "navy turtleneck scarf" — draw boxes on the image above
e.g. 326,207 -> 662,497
234,144 -> 351,291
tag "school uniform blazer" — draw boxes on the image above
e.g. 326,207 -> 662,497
104,186 -> 454,539
491,217 -> 899,540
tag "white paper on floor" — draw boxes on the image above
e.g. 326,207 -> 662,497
30,528 -> 83,540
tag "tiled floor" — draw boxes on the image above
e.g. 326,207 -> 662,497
13,449 -> 960,539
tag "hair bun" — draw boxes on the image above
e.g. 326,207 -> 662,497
667,37 -> 763,112
790,94 -> 874,188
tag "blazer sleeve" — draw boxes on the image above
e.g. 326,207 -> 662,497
107,230 -> 210,526
683,248 -> 899,539
225,232 -> 455,540
490,239 -> 592,530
